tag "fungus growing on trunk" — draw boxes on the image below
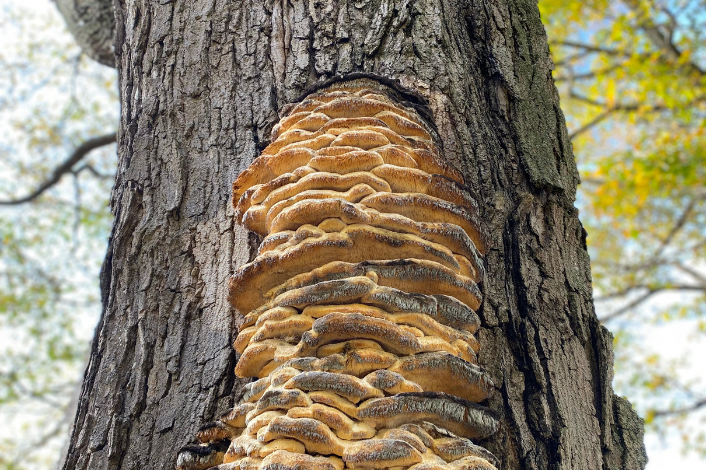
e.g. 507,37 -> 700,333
177,78 -> 499,470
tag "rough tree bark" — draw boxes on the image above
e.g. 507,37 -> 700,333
56,0 -> 115,67
59,1 -> 647,469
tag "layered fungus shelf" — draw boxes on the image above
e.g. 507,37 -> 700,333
178,79 -> 499,470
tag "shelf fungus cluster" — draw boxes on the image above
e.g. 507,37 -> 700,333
177,80 -> 499,470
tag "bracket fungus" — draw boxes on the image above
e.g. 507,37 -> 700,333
177,79 -> 499,470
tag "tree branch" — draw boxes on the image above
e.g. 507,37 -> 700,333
593,199 -> 701,275
596,284 -> 705,302
569,108 -> 617,139
554,62 -> 626,83
553,50 -> 593,67
567,90 -> 706,135
672,262 -> 706,288
569,91 -> 641,111
0,133 -> 116,206
74,164 -> 112,179
553,40 -> 634,58
652,399 -> 706,418
598,284 -> 705,322
55,0 -> 116,67
599,290 -> 660,322
655,198 -> 695,256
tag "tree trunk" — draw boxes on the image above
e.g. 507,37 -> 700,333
61,1 -> 647,469
56,0 -> 115,67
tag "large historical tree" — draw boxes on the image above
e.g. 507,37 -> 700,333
56,1 -> 647,469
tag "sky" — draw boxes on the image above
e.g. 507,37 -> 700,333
638,317 -> 706,468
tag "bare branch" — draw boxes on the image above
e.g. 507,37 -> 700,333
569,91 -> 645,111
599,289 -> 662,322
0,133 -> 116,206
554,63 -> 626,82
596,284 -> 704,302
660,5 -> 678,46
567,91 -> 706,135
579,177 -> 605,187
593,199 -> 701,275
672,262 -> 706,288
9,399 -> 73,468
73,164 -> 112,179
553,50 -> 593,67
569,108 -> 617,139
598,284 -> 705,322
655,199 -> 695,256
652,399 -> 706,418
553,40 -> 634,58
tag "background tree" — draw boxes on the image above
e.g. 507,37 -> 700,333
538,0 -> 706,453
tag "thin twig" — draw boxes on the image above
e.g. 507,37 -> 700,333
0,133 -> 116,206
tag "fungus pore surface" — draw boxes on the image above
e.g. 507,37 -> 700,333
177,79 -> 499,470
